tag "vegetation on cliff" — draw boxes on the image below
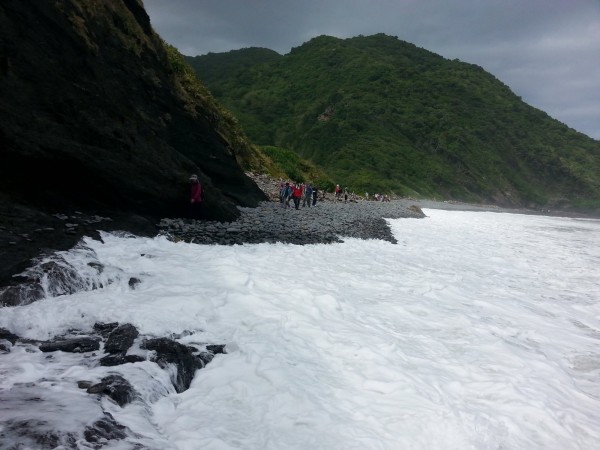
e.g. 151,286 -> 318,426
163,43 -> 273,173
186,34 -> 600,211
259,146 -> 334,191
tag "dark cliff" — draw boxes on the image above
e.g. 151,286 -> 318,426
0,0 -> 266,285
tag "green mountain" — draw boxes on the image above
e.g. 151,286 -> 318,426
186,34 -> 600,212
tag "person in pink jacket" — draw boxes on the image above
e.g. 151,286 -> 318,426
189,174 -> 204,219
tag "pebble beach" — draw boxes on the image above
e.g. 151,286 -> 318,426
159,174 -> 426,245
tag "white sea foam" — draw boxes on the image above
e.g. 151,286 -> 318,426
1,209 -> 599,449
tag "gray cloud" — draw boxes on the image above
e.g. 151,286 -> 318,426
144,0 -> 600,139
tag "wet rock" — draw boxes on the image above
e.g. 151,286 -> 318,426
0,327 -> 19,344
86,374 -> 136,407
93,322 -> 119,338
0,282 -> 45,307
142,338 -> 202,393
0,419 -> 77,449
206,344 -> 226,354
0,339 -> 13,353
84,412 -> 129,446
99,354 -> 145,367
197,351 -> 214,366
87,261 -> 104,273
104,323 -> 139,354
39,337 -> 100,353
128,277 -> 141,289
39,259 -> 84,297
77,380 -> 94,389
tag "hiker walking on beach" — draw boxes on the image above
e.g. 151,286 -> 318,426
278,182 -> 285,206
281,182 -> 292,208
292,183 -> 303,210
303,184 -> 313,207
335,184 -> 341,200
189,174 -> 204,219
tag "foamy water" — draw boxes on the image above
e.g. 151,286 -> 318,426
1,209 -> 599,449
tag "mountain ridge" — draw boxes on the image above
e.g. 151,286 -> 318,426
186,33 -> 600,213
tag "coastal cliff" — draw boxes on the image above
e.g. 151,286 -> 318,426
0,0 -> 266,285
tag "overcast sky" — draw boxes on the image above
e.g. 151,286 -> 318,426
144,0 -> 600,140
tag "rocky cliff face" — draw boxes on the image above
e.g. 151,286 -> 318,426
0,0 -> 266,285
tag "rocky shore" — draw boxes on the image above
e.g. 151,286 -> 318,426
159,200 -> 425,245
159,173 -> 426,245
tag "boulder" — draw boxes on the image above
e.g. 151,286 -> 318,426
99,354 -> 146,367
142,337 -> 202,393
86,374 -> 136,407
39,337 -> 100,353
84,412 -> 129,446
104,323 -> 139,354
0,327 -> 19,344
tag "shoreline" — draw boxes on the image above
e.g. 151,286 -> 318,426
3,171 -> 597,302
412,199 -> 600,220
159,199 -> 426,246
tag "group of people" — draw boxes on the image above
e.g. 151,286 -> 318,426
188,173 -> 394,220
370,193 -> 391,202
279,182 -> 319,209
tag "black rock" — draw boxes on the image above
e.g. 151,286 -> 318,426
206,344 -> 227,354
84,413 -> 129,445
87,261 -> 105,274
93,322 -> 119,338
0,327 -> 19,344
86,374 -> 136,407
0,340 -> 12,353
197,351 -> 214,366
128,277 -> 142,289
104,323 -> 139,354
77,380 -> 94,389
99,354 -> 146,367
0,419 -> 77,449
38,259 -> 85,297
0,282 -> 45,307
39,337 -> 100,353
142,338 -> 202,393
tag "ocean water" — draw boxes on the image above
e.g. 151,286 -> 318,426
1,208 -> 599,449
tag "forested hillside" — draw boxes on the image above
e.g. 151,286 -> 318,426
186,34 -> 600,212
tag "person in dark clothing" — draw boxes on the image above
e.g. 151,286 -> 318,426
281,182 -> 292,208
189,174 -> 204,219
303,184 -> 313,208
312,187 -> 318,206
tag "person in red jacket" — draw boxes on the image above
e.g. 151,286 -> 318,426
189,174 -> 204,219
292,183 -> 303,210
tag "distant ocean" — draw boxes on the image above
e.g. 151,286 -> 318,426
1,209 -> 599,449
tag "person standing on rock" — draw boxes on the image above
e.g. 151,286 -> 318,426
189,174 -> 204,219
312,186 -> 318,206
